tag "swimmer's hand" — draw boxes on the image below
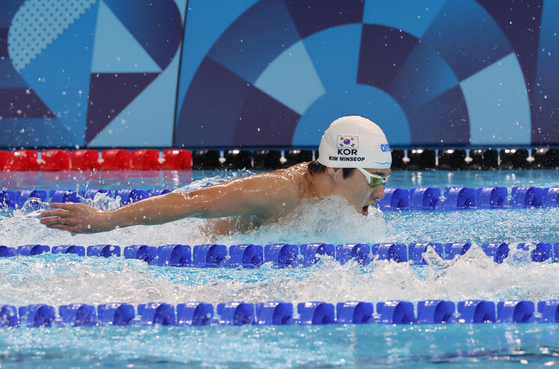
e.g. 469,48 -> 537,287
40,203 -> 113,233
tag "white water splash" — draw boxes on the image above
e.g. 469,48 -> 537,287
0,174 -> 558,308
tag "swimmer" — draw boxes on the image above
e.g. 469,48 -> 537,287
40,115 -> 392,234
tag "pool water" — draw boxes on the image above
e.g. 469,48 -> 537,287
0,168 -> 558,368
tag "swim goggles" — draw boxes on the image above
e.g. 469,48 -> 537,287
356,168 -> 388,187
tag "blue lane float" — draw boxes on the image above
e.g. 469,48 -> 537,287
408,243 -> 444,265
87,245 -> 121,258
378,188 -> 409,211
4,299 -> 559,328
255,302 -> 294,325
545,188 -> 559,208
0,188 -> 172,210
217,302 -> 255,326
52,245 -> 85,257
481,242 -> 510,263
137,302 -> 176,326
177,302 -> 215,326
264,244 -> 299,268
124,245 -> 158,264
371,243 -> 408,262
297,302 -> 336,325
537,300 -> 559,323
511,186 -> 546,208
335,243 -> 371,266
3,186 -> 559,211
97,303 -> 135,326
15,190 -> 47,209
192,244 -> 227,267
80,189 -> 112,200
336,301 -> 374,324
19,304 -> 56,328
59,304 -> 97,327
517,242 -> 552,262
17,244 -> 50,256
443,242 -> 472,260
457,300 -> 496,323
377,301 -> 415,324
409,187 -> 440,211
224,244 -> 263,268
0,190 -> 16,209
49,190 -> 80,203
116,189 -> 148,205
476,187 -> 508,209
300,243 -> 335,267
417,300 -> 456,324
0,305 -> 19,328
156,244 -> 191,267
6,241 -> 559,268
497,301 -> 536,323
0,246 -> 17,257
442,187 -> 476,211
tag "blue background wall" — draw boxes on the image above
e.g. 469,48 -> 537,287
1,0 -> 558,149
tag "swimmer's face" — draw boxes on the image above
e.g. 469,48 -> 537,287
328,167 -> 391,216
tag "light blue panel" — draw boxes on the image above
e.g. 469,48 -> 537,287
175,0 -> 187,21
293,84 -> 410,146
388,42 -> 459,107
8,0 -> 98,72
363,0 -> 446,38
19,2 -> 99,146
88,50 -> 180,147
461,52 -> 531,146
91,1 -> 161,73
303,24 -> 362,92
295,23 -> 410,146
254,41 -> 325,116
176,0 -> 260,120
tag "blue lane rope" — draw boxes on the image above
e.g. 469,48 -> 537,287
4,299 -> 559,328
1,186 -> 559,211
2,241 -> 558,267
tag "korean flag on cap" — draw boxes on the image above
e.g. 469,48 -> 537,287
338,135 -> 359,148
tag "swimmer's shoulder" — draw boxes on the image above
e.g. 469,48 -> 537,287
263,162 -> 309,186
248,162 -> 309,201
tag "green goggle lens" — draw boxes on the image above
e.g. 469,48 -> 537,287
356,168 -> 388,187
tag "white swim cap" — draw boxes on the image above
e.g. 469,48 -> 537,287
317,115 -> 392,169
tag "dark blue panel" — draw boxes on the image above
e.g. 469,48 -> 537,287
0,28 -> 8,58
0,88 -> 55,118
234,86 -> 301,146
284,0 -> 364,39
407,85 -> 470,145
0,1 -> 22,28
421,0 -> 513,81
387,42 -> 459,109
357,25 -> 419,91
476,0 -> 543,102
104,0 -> 183,70
532,0 -> 559,144
85,73 -> 159,144
0,58 -> 28,88
175,57 -> 251,147
0,118 -> 75,147
207,0 -> 300,84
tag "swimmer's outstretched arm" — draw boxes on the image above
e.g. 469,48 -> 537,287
39,171 -> 301,233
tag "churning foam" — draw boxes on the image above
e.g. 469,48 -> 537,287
0,174 -> 558,308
